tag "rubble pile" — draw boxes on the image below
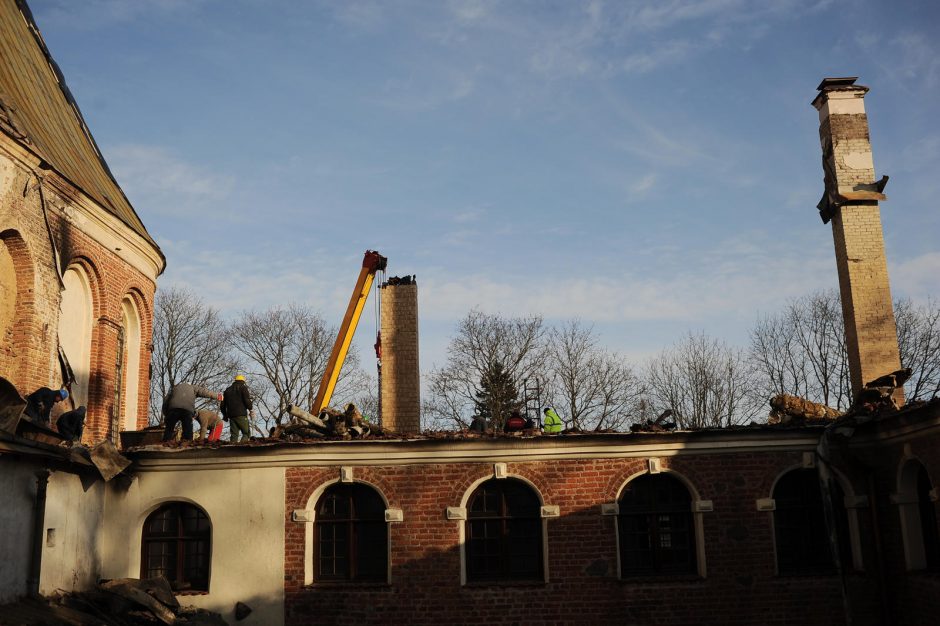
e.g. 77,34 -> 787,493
0,577 -> 225,625
272,403 -> 386,441
630,409 -> 677,433
769,395 -> 841,424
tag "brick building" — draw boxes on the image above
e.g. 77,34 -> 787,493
0,2 -> 937,624
0,0 -> 164,442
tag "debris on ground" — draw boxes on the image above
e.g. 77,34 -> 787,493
0,577 -> 226,625
769,395 -> 841,424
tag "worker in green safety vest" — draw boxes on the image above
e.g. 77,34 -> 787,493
543,406 -> 563,434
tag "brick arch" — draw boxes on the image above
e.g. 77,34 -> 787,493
603,458 -> 649,501
63,255 -> 106,319
0,229 -> 36,388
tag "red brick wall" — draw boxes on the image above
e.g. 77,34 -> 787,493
284,452 -> 849,626
0,147 -> 158,443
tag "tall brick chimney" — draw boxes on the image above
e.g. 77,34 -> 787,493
379,277 -> 421,433
813,77 -> 902,402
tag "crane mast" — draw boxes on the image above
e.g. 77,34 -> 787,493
311,250 -> 387,415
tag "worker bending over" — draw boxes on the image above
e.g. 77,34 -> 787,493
162,383 -> 223,442
24,386 -> 68,426
196,409 -> 224,442
56,406 -> 86,442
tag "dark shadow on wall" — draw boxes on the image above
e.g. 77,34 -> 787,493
283,500 -> 860,626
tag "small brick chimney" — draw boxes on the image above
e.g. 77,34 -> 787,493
379,277 -> 420,432
813,77 -> 903,402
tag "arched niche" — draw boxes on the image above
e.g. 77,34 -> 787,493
121,296 -> 142,431
59,265 -> 94,407
0,230 -> 34,386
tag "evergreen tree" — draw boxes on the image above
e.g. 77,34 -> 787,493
474,361 -> 521,429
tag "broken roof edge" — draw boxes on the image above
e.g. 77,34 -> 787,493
11,0 -> 165,271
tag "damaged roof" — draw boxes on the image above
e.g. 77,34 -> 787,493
0,0 -> 162,258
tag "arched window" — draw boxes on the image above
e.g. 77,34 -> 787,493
773,469 -> 848,575
120,297 -> 142,432
141,503 -> 211,591
59,265 -> 94,407
314,483 -> 388,582
916,466 -> 940,570
898,460 -> 940,571
466,478 -> 543,582
618,473 -> 696,577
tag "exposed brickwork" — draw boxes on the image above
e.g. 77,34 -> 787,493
816,88 -> 902,400
0,142 -> 158,443
284,452 -> 851,625
379,282 -> 420,432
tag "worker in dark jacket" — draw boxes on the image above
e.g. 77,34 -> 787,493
221,375 -> 253,443
56,406 -> 86,442
24,387 -> 68,426
162,383 -> 223,442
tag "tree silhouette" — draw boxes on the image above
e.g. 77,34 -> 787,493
474,361 -> 521,429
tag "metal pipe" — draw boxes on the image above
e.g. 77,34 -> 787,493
27,469 -> 51,598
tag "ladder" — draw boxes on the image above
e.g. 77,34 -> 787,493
521,378 -> 542,428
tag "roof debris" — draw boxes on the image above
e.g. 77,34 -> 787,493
0,577 -> 225,625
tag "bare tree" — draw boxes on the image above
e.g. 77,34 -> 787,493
545,320 -> 645,431
425,310 -> 547,430
895,297 -> 940,401
749,290 -> 852,411
229,304 -> 370,435
749,290 -> 939,409
148,286 -> 235,425
647,332 -> 759,429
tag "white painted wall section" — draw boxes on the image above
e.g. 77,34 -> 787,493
102,467 -> 285,626
39,471 -> 105,595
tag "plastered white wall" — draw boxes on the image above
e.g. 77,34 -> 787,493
0,457 -> 39,603
39,471 -> 105,595
102,467 -> 285,626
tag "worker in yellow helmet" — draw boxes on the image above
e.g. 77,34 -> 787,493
543,406 -> 563,434
221,374 -> 254,443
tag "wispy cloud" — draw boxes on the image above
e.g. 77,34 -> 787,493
630,173 -> 656,193
893,252 -> 940,298
418,233 -> 834,323
106,144 -> 234,217
33,0 -> 208,30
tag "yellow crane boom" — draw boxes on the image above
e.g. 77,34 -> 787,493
312,250 -> 387,415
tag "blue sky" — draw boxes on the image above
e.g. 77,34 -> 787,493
30,0 -> 940,373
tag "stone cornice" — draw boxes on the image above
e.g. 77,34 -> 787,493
129,430 -> 823,472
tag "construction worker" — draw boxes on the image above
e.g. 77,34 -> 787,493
221,375 -> 253,443
24,386 -> 68,426
195,409 -> 224,443
56,405 -> 86,442
162,383 -> 223,442
543,406 -> 563,434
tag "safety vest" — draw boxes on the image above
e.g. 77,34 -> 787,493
543,408 -> 563,434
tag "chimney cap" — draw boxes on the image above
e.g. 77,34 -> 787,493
816,76 -> 859,91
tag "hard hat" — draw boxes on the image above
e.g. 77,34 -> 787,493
235,375 -> 245,381
59,388 -> 69,400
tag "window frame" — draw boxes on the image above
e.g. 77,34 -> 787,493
771,468 -> 851,576
616,472 -> 699,578
897,459 -> 940,571
140,502 -> 212,592
312,482 -> 389,584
